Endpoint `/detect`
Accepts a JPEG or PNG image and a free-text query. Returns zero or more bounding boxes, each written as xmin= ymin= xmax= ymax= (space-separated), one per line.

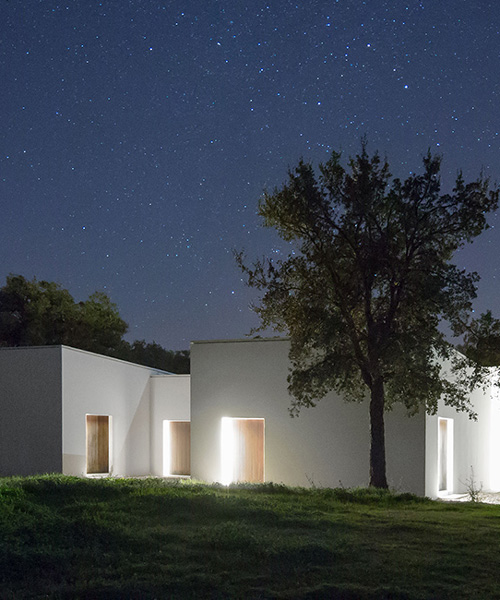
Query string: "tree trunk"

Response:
xmin=369 ymin=377 xmax=388 ymax=488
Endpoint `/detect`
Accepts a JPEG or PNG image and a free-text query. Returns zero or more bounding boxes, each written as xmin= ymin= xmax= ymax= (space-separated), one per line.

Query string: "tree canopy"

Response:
xmin=237 ymin=145 xmax=499 ymax=488
xmin=0 ymin=274 xmax=189 ymax=374
xmin=118 ymin=340 xmax=190 ymax=374
xmin=0 ymin=274 xmax=127 ymax=353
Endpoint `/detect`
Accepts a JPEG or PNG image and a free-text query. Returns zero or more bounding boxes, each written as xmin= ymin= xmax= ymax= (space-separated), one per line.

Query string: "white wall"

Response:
xmin=61 ymin=347 xmax=158 ymax=477
xmin=489 ymin=386 xmax=500 ymax=490
xmin=425 ymin=381 xmax=493 ymax=497
xmin=150 ymin=374 xmax=190 ymax=476
xmin=190 ymin=338 xmax=426 ymax=494
xmin=0 ymin=346 xmax=191 ymax=478
xmin=0 ymin=346 xmax=63 ymax=476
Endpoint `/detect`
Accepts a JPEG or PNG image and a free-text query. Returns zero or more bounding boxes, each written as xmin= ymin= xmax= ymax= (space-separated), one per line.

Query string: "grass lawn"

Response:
xmin=1 ymin=476 xmax=500 ymax=599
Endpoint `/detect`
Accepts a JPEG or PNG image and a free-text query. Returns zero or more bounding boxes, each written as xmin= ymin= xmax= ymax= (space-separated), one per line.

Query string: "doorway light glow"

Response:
xmin=490 ymin=386 xmax=500 ymax=490
xmin=221 ymin=417 xmax=234 ymax=485
xmin=163 ymin=420 xmax=171 ymax=477
xmin=438 ymin=417 xmax=454 ymax=495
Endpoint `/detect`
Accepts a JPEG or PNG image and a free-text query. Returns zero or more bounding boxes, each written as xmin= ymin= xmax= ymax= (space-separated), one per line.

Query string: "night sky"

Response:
xmin=1 ymin=1 xmax=499 ymax=350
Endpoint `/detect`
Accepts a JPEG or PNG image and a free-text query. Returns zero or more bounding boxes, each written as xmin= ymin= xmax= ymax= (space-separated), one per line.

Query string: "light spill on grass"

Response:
xmin=0 ymin=475 xmax=499 ymax=599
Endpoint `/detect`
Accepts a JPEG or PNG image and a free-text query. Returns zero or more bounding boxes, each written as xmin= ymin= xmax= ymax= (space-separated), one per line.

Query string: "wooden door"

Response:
xmin=86 ymin=415 xmax=109 ymax=474
xmin=169 ymin=421 xmax=191 ymax=475
xmin=233 ymin=419 xmax=264 ymax=483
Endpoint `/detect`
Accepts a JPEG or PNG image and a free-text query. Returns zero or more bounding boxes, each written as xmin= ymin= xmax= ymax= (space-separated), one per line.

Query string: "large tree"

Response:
xmin=237 ymin=145 xmax=499 ymax=488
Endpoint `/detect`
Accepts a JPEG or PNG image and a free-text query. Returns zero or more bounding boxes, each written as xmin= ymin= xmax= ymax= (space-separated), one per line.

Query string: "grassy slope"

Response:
xmin=0 ymin=476 xmax=499 ymax=599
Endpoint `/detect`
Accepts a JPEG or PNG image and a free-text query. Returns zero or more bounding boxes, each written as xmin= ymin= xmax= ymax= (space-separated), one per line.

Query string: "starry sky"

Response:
xmin=1 ymin=1 xmax=499 ymax=350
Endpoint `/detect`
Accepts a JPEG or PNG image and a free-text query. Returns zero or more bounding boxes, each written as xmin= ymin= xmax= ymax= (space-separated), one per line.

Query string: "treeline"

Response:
xmin=0 ymin=274 xmax=189 ymax=373
xmin=117 ymin=341 xmax=190 ymax=374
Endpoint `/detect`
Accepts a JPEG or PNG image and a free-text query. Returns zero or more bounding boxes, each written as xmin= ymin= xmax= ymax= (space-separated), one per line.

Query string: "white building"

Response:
xmin=1 ymin=340 xmax=498 ymax=497
xmin=0 ymin=345 xmax=190 ymax=479
xmin=190 ymin=338 xmax=498 ymax=497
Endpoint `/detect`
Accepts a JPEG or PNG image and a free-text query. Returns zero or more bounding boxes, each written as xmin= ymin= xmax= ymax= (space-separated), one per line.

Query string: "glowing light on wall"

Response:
xmin=163 ymin=419 xmax=171 ymax=477
xmin=220 ymin=417 xmax=235 ymax=486
xmin=490 ymin=384 xmax=500 ymax=490
xmin=220 ymin=417 xmax=265 ymax=485
xmin=438 ymin=417 xmax=454 ymax=495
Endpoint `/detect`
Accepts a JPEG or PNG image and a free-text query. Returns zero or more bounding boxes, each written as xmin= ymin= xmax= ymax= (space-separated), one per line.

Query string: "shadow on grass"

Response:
xmin=0 ymin=475 xmax=498 ymax=599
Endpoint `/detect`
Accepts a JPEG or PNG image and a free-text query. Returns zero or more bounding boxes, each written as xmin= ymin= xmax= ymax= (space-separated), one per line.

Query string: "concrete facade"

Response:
xmin=0 ymin=346 xmax=190 ymax=478
xmin=0 ymin=346 xmax=63 ymax=476
xmin=150 ymin=374 xmax=190 ymax=477
xmin=425 ymin=382 xmax=495 ymax=497
xmin=190 ymin=338 xmax=498 ymax=497
xmin=1 ymin=340 xmax=497 ymax=497
xmin=190 ymin=338 xmax=426 ymax=494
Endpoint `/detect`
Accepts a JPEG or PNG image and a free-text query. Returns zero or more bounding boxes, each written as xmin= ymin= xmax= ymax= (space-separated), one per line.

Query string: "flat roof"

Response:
xmin=0 ymin=344 xmax=172 ymax=375
xmin=191 ymin=336 xmax=288 ymax=346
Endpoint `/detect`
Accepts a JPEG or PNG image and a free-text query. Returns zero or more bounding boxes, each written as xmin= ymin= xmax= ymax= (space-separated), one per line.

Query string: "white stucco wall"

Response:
xmin=190 ymin=338 xmax=426 ymax=494
xmin=489 ymin=386 xmax=500 ymax=490
xmin=61 ymin=346 xmax=162 ymax=477
xmin=425 ymin=380 xmax=493 ymax=497
xmin=0 ymin=345 xmax=190 ymax=478
xmin=150 ymin=374 xmax=190 ymax=476
xmin=0 ymin=346 xmax=63 ymax=476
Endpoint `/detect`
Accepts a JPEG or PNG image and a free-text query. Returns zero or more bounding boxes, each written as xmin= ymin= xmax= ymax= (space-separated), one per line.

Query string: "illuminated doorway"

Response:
xmin=163 ymin=420 xmax=191 ymax=476
xmin=86 ymin=415 xmax=111 ymax=474
xmin=438 ymin=417 xmax=453 ymax=494
xmin=221 ymin=417 xmax=265 ymax=485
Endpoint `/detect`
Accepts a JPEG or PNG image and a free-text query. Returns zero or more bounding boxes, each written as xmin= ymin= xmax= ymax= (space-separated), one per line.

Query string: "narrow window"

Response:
xmin=221 ymin=417 xmax=265 ymax=485
xmin=163 ymin=420 xmax=190 ymax=476
xmin=438 ymin=417 xmax=453 ymax=494
xmin=86 ymin=415 xmax=111 ymax=474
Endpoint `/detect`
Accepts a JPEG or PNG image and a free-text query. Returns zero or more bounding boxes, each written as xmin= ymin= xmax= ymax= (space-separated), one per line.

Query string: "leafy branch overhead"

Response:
xmin=237 ymin=143 xmax=500 ymax=488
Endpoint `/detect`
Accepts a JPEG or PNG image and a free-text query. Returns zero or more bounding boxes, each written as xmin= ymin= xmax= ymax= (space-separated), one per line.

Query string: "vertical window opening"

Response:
xmin=438 ymin=417 xmax=453 ymax=494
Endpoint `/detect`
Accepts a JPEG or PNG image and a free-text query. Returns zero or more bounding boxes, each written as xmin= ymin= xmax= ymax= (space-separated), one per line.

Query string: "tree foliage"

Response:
xmin=0 ymin=274 xmax=127 ymax=352
xmin=237 ymin=144 xmax=499 ymax=488
xmin=459 ymin=310 xmax=500 ymax=368
xmin=118 ymin=340 xmax=190 ymax=374
xmin=0 ymin=274 xmax=189 ymax=373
